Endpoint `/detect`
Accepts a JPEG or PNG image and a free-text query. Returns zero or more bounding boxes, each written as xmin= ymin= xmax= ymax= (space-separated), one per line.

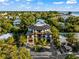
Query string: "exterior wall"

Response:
xmin=27 ymin=35 xmax=34 ymax=46
xmin=26 ymin=28 xmax=51 ymax=45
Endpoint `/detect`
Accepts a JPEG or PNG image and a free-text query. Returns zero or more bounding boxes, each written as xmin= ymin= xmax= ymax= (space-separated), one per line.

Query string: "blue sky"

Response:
xmin=0 ymin=0 xmax=79 ymax=11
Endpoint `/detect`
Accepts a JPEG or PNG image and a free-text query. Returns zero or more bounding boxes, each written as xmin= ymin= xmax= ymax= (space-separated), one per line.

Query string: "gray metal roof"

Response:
xmin=28 ymin=19 xmax=50 ymax=30
xmin=29 ymin=24 xmax=50 ymax=30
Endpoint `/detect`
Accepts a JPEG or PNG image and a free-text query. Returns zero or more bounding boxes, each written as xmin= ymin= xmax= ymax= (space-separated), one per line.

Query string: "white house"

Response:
xmin=26 ymin=19 xmax=51 ymax=45
xmin=59 ymin=35 xmax=67 ymax=43
xmin=13 ymin=16 xmax=21 ymax=26
xmin=0 ymin=33 xmax=13 ymax=40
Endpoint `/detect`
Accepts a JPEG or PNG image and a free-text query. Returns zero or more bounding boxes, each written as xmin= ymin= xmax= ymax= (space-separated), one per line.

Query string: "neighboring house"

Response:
xmin=8 ymin=16 xmax=13 ymax=20
xmin=60 ymin=14 xmax=71 ymax=21
xmin=26 ymin=19 xmax=52 ymax=45
xmin=58 ymin=22 xmax=65 ymax=29
xmin=0 ymin=33 xmax=13 ymax=40
xmin=60 ymin=33 xmax=79 ymax=42
xmin=13 ymin=16 xmax=21 ymax=26
xmin=74 ymin=33 xmax=79 ymax=41
xmin=1 ymin=12 xmax=7 ymax=16
xmin=59 ymin=35 xmax=67 ymax=44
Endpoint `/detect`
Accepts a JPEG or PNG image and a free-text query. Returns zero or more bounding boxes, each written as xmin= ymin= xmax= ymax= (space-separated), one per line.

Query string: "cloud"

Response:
xmin=0 ymin=0 xmax=6 ymax=2
xmin=0 ymin=0 xmax=10 ymax=6
xmin=2 ymin=2 xmax=9 ymax=5
xmin=34 ymin=6 xmax=40 ymax=10
xmin=66 ymin=0 xmax=77 ymax=4
xmin=0 ymin=0 xmax=8 ymax=2
xmin=53 ymin=1 xmax=64 ymax=4
xmin=66 ymin=6 xmax=73 ymax=9
xmin=19 ymin=4 xmax=31 ymax=9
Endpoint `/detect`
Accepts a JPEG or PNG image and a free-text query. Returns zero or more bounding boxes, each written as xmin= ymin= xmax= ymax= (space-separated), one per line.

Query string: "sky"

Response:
xmin=0 ymin=0 xmax=79 ymax=11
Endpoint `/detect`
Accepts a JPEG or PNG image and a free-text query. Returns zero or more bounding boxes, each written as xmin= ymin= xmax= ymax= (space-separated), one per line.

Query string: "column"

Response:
xmin=32 ymin=35 xmax=34 ymax=45
xmin=27 ymin=35 xmax=29 ymax=44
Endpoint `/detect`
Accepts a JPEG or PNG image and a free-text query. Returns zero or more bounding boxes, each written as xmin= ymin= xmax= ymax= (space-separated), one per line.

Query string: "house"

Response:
xmin=1 ymin=12 xmax=7 ymax=16
xmin=74 ymin=33 xmax=79 ymax=41
xmin=59 ymin=35 xmax=67 ymax=43
xmin=58 ymin=22 xmax=65 ymax=29
xmin=26 ymin=19 xmax=52 ymax=45
xmin=8 ymin=16 xmax=13 ymax=20
xmin=13 ymin=16 xmax=21 ymax=26
xmin=60 ymin=14 xmax=71 ymax=21
xmin=0 ymin=33 xmax=13 ymax=40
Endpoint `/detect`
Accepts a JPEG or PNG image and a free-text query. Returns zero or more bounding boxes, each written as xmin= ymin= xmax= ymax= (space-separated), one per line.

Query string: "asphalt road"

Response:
xmin=32 ymin=56 xmax=57 ymax=59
